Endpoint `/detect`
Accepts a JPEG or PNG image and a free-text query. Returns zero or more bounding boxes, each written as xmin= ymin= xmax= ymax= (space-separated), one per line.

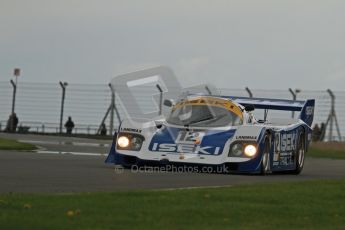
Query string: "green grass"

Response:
xmin=0 ymin=138 xmax=36 ymax=151
xmin=1 ymin=180 xmax=345 ymax=230
xmin=308 ymin=146 xmax=345 ymax=160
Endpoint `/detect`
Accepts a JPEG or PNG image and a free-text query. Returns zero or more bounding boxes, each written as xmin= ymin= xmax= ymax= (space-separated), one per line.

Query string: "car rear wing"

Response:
xmin=224 ymin=96 xmax=315 ymax=127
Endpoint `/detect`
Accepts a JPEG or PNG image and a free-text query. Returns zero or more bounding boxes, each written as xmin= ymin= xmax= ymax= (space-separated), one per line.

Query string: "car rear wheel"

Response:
xmin=261 ymin=137 xmax=271 ymax=175
xmin=292 ymin=132 xmax=305 ymax=174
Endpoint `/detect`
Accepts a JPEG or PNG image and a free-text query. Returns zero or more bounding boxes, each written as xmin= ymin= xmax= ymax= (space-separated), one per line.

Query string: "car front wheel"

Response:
xmin=261 ymin=136 xmax=271 ymax=175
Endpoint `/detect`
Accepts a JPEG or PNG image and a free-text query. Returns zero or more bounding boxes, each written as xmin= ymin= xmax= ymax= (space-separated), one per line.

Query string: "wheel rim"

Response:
xmin=263 ymin=153 xmax=269 ymax=171
xmin=263 ymin=141 xmax=270 ymax=172
xmin=298 ymin=136 xmax=305 ymax=167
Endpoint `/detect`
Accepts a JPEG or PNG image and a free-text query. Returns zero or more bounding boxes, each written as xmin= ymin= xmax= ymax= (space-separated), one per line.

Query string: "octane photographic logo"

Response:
xmin=110 ymin=66 xmax=222 ymax=144
xmin=113 ymin=165 xmax=230 ymax=174
xmin=114 ymin=165 xmax=125 ymax=174
xmin=110 ymin=66 xmax=182 ymax=121
xmin=110 ymin=66 xmax=218 ymax=121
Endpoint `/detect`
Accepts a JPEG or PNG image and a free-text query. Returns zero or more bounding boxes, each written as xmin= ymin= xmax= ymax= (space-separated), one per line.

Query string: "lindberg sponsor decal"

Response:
xmin=120 ymin=128 xmax=142 ymax=133
xmin=235 ymin=136 xmax=257 ymax=140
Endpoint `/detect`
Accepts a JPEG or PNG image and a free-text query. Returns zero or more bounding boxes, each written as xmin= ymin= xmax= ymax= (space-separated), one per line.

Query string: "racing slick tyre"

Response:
xmin=260 ymin=136 xmax=271 ymax=175
xmin=292 ymin=132 xmax=305 ymax=175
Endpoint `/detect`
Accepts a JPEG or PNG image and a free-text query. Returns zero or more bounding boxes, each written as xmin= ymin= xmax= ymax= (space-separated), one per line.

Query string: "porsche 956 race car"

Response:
xmin=106 ymin=95 xmax=315 ymax=174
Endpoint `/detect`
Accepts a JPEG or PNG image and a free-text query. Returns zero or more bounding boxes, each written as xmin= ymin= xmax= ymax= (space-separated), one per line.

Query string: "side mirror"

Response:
xmin=163 ymin=99 xmax=174 ymax=107
xmin=245 ymin=104 xmax=255 ymax=112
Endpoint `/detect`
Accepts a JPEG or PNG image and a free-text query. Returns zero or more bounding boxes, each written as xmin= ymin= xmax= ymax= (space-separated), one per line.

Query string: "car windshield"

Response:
xmin=166 ymin=99 xmax=243 ymax=127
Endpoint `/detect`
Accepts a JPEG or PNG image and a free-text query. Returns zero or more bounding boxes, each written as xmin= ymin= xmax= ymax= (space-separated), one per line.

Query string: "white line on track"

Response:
xmin=35 ymin=150 xmax=106 ymax=156
xmin=157 ymin=185 xmax=234 ymax=191
xmin=19 ymin=140 xmax=110 ymax=148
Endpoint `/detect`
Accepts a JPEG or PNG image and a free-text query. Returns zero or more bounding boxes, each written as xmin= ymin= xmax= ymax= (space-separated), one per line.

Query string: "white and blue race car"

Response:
xmin=106 ymin=95 xmax=315 ymax=174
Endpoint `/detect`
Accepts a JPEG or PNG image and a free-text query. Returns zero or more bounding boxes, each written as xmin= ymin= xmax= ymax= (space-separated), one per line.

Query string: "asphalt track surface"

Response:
xmin=1 ymin=133 xmax=345 ymax=193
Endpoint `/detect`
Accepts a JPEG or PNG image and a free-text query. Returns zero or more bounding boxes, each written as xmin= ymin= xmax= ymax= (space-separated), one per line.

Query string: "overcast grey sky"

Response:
xmin=1 ymin=0 xmax=345 ymax=90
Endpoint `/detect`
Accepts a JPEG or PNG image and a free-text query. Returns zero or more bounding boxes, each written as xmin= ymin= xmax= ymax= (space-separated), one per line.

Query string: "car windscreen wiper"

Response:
xmin=186 ymin=115 xmax=216 ymax=125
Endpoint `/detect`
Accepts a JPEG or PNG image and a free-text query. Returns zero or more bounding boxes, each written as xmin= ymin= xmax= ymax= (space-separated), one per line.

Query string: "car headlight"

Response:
xmin=117 ymin=133 xmax=145 ymax=151
xmin=229 ymin=142 xmax=257 ymax=158
xmin=230 ymin=143 xmax=243 ymax=157
xmin=131 ymin=136 xmax=143 ymax=151
xmin=117 ymin=136 xmax=130 ymax=148
xmin=244 ymin=144 xmax=257 ymax=157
